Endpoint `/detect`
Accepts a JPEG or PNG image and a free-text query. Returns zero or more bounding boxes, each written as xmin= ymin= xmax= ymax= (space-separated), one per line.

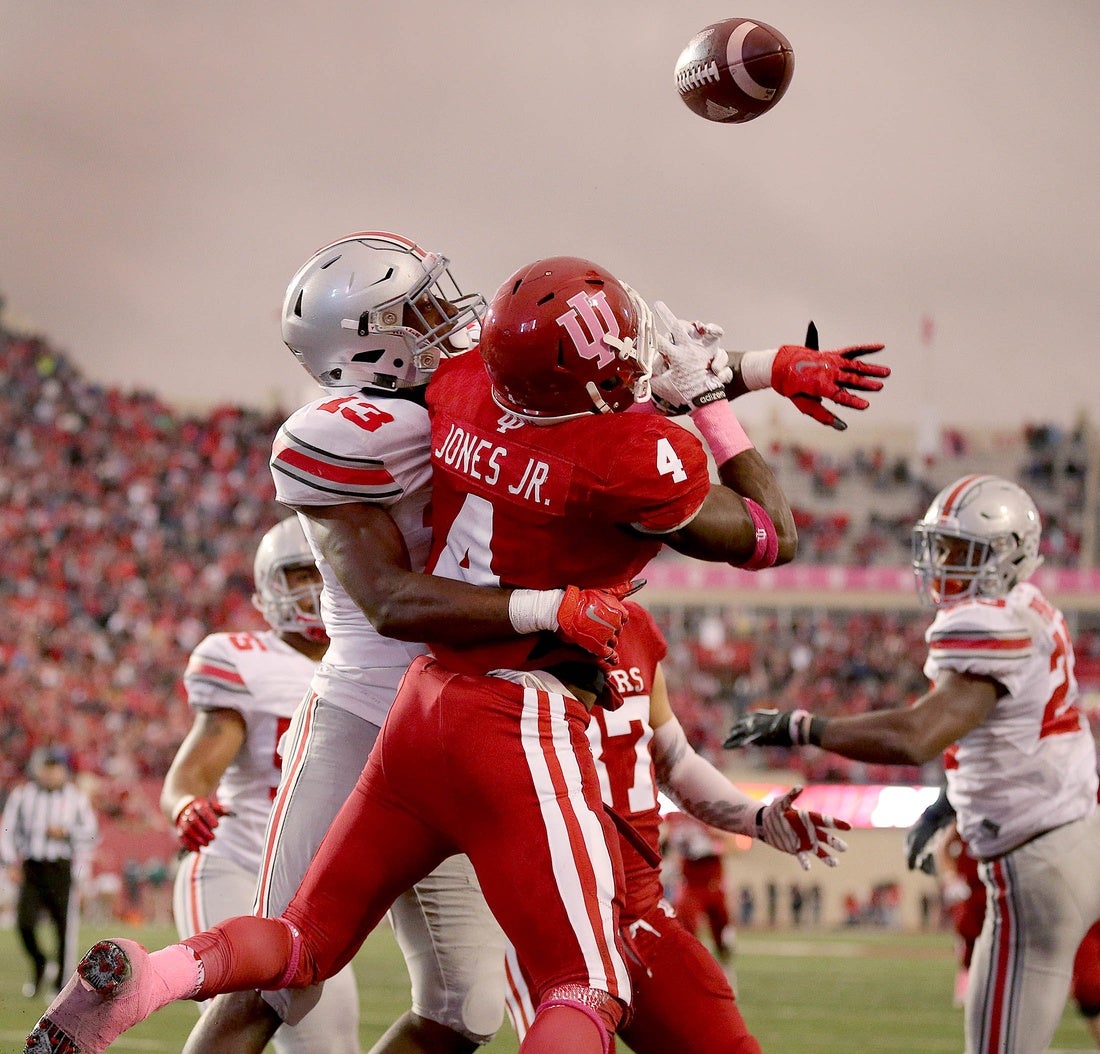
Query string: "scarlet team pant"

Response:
xmin=507 ymin=899 xmax=761 ymax=1054
xmin=1073 ymin=921 xmax=1100 ymax=1016
xmin=277 ymin=657 xmax=631 ymax=1008
xmin=675 ymin=856 xmax=731 ymax=954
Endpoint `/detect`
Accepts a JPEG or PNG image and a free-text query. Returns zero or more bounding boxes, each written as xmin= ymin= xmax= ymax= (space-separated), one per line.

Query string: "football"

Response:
xmin=674 ymin=18 xmax=795 ymax=124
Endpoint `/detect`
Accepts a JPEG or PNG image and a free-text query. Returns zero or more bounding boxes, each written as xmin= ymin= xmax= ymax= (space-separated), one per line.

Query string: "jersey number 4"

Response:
xmin=656 ymin=437 xmax=687 ymax=483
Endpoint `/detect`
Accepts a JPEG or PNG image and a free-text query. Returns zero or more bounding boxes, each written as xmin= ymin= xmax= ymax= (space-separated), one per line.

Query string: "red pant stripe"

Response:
xmin=180 ymin=851 xmax=206 ymax=935
xmin=254 ymin=692 xmax=317 ymax=914
xmin=979 ymin=857 xmax=1020 ymax=1053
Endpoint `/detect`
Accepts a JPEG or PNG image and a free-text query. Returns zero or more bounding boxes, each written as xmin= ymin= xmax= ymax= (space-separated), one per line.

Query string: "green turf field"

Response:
xmin=0 ymin=924 xmax=1093 ymax=1052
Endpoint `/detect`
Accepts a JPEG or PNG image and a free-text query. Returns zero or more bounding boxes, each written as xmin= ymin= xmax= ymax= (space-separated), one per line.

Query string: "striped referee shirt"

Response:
xmin=0 ymin=780 xmax=98 ymax=865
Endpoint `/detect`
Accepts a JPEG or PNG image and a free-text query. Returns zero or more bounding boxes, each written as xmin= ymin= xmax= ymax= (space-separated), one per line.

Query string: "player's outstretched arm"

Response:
xmin=295 ymin=501 xmax=628 ymax=661
xmin=648 ymin=666 xmax=849 ymax=869
xmin=726 ymin=321 xmax=889 ymax=432
xmin=648 ymin=302 xmax=797 ymax=569
xmin=723 ymin=670 xmax=1001 ymax=765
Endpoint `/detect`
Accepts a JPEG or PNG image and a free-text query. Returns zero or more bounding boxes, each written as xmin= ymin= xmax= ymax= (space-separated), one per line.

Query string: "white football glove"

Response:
xmin=758 ymin=786 xmax=851 ymax=871
xmin=941 ymin=877 xmax=972 ymax=908
xmin=649 ymin=301 xmax=733 ymax=416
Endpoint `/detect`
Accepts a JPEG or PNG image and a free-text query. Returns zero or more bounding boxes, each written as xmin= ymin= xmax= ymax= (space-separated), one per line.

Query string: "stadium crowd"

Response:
xmin=1 ymin=312 xmax=1096 ymax=869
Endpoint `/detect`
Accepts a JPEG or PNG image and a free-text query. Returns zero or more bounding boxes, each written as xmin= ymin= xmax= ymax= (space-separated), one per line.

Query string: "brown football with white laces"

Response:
xmin=674 ymin=17 xmax=795 ymax=124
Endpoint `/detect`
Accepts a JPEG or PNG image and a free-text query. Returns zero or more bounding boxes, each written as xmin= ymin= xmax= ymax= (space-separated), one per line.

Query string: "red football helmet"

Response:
xmin=479 ymin=256 xmax=656 ymax=421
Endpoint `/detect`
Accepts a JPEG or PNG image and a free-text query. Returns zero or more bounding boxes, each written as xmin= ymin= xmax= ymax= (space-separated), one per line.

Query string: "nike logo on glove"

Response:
xmin=585 ymin=605 xmax=615 ymax=631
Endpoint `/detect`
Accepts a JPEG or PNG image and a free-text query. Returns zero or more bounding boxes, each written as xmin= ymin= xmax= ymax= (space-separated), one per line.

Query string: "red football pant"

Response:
xmin=508 ymin=901 xmax=760 ymax=1053
xmin=1073 ymin=921 xmax=1100 ymax=1014
xmin=188 ymin=657 xmax=630 ymax=1051
xmin=621 ymin=904 xmax=760 ymax=1054
xmin=676 ymin=856 xmax=731 ymax=952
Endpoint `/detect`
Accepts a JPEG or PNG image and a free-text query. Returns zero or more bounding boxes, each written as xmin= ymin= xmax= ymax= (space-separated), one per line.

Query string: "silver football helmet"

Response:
xmin=912 ymin=474 xmax=1043 ymax=607
xmin=281 ymin=231 xmax=485 ymax=394
xmin=251 ymin=517 xmax=326 ymax=641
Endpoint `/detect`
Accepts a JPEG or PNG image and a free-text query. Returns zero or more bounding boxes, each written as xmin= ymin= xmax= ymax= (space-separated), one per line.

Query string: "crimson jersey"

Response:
xmin=424 ymin=353 xmax=710 ymax=675
xmin=586 ymin=603 xmax=668 ymax=923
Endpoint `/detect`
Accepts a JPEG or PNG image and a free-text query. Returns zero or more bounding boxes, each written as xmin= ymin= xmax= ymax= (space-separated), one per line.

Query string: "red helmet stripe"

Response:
xmin=311 ymin=230 xmax=427 ymax=259
xmin=939 ymin=474 xmax=993 ymax=519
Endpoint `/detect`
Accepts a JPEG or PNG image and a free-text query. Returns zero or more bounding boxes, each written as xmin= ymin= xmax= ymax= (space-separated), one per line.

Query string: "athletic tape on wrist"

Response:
xmin=741 ymin=498 xmax=780 ymax=570
xmin=789 ymin=709 xmax=813 ymax=745
xmin=789 ymin=709 xmax=825 ymax=747
xmin=509 ymin=588 xmax=566 ymax=634
xmin=689 ymin=399 xmax=754 ymax=465
xmin=739 ymin=349 xmax=778 ymax=392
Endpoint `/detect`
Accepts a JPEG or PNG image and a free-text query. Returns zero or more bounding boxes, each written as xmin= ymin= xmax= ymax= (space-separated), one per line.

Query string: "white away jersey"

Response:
xmin=270 ymin=392 xmax=431 ymax=724
xmin=183 ymin=629 xmax=315 ymax=873
xmin=925 ymin=582 xmax=1097 ymax=858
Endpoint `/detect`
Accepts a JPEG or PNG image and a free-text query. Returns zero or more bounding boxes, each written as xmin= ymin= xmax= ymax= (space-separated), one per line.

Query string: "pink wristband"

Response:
xmin=741 ymin=497 xmax=780 ymax=570
xmin=689 ymin=399 xmax=753 ymax=465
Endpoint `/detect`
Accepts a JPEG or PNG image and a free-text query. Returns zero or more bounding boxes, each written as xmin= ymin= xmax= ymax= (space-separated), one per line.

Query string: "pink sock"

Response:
xmin=148 ymin=944 xmax=203 ymax=1001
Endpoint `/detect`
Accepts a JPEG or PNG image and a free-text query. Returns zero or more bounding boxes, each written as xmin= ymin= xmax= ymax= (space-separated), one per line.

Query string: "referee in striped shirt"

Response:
xmin=0 ymin=747 xmax=98 ymax=997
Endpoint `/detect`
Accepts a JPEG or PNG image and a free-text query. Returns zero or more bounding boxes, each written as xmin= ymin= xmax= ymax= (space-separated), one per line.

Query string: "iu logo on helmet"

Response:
xmin=555 ymin=291 xmax=619 ymax=369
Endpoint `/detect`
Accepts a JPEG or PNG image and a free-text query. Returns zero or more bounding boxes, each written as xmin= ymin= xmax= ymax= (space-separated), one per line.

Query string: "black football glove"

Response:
xmin=904 ymin=787 xmax=956 ymax=874
xmin=724 ymin=708 xmax=817 ymax=749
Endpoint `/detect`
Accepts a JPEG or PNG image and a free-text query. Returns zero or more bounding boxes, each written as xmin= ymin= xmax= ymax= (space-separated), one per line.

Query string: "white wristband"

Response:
xmin=739 ymin=349 xmax=779 ymax=392
xmin=508 ymin=588 xmax=566 ymax=634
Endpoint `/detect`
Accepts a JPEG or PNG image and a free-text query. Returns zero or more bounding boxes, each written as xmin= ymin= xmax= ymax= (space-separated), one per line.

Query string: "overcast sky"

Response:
xmin=3 ymin=1 xmax=1097 ymax=438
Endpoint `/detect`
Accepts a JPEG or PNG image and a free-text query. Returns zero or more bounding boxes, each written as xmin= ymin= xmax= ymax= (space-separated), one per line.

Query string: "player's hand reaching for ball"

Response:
xmin=770 ymin=341 xmax=889 ymax=431
xmin=649 ymin=301 xmax=734 ymax=415
xmin=735 ymin=322 xmax=889 ymax=431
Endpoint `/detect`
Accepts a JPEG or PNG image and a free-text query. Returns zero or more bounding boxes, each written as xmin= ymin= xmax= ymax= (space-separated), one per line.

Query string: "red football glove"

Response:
xmin=758 ymin=786 xmax=852 ymax=871
xmin=771 ymin=339 xmax=889 ymax=431
xmin=555 ymin=580 xmax=643 ymax=663
xmin=174 ymin=796 xmax=231 ymax=852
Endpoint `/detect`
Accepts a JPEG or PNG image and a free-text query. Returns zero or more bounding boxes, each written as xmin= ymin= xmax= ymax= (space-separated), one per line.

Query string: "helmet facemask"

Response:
xmin=282 ymin=233 xmax=485 ymax=396
xmin=356 ymin=252 xmax=485 ymax=383
xmin=599 ymin=282 xmax=657 ymax=412
xmin=252 ymin=519 xmax=327 ymax=642
xmin=253 ymin=562 xmax=326 ymax=642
